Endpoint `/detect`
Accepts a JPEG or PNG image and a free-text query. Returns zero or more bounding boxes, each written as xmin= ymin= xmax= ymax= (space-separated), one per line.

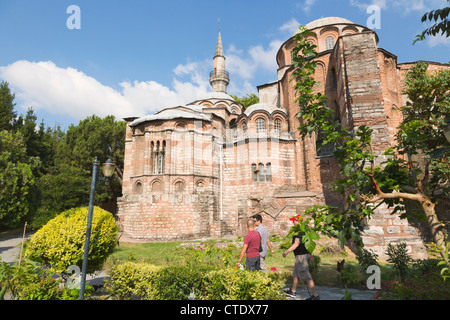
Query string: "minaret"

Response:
xmin=209 ymin=24 xmax=230 ymax=93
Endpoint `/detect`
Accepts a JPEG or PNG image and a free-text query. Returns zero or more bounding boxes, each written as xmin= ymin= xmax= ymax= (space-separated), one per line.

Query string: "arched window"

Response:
xmin=256 ymin=118 xmax=266 ymax=134
xmin=252 ymin=163 xmax=258 ymax=182
xmin=259 ymin=163 xmax=265 ymax=182
xmin=153 ymin=140 xmax=166 ymax=175
xmin=274 ymin=119 xmax=282 ymax=134
xmin=134 ymin=181 xmax=143 ymax=194
xmin=266 ymin=163 xmax=272 ymax=182
xmin=175 ymin=181 xmax=185 ymax=193
xmin=151 ymin=180 xmax=163 ymax=193
xmin=242 ymin=121 xmax=247 ymax=136
xmin=325 ymin=36 xmax=335 ymax=50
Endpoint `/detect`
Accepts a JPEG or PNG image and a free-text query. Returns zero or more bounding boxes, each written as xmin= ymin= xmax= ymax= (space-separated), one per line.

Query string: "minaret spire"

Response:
xmin=210 ymin=21 xmax=229 ymax=93
xmin=215 ymin=21 xmax=224 ymax=58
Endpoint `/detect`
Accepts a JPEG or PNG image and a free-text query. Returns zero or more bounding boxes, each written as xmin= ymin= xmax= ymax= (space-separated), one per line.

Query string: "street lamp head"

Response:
xmin=444 ymin=117 xmax=450 ymax=143
xmin=101 ymin=158 xmax=115 ymax=178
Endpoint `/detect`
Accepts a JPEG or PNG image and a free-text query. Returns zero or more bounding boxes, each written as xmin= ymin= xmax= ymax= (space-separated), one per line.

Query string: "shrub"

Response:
xmin=386 ymin=242 xmax=412 ymax=282
xmin=339 ymin=264 xmax=361 ymax=286
xmin=356 ymin=248 xmax=379 ymax=274
xmin=105 ymin=262 xmax=161 ymax=299
xmin=0 ymin=260 xmax=90 ymax=300
xmin=105 ymin=262 xmax=285 ymax=300
xmin=24 ymin=206 xmax=118 ymax=274
xmin=200 ymin=268 xmax=285 ymax=300
xmin=373 ymin=269 xmax=450 ymax=300
xmin=154 ymin=265 xmax=217 ymax=300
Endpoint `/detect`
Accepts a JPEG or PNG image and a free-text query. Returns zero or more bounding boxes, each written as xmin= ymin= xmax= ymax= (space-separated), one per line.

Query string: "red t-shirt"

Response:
xmin=244 ymin=230 xmax=261 ymax=258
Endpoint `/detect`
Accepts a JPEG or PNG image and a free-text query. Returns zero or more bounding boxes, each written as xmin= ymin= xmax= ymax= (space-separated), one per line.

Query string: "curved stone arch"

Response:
xmin=314 ymin=61 xmax=326 ymax=91
xmin=271 ymin=110 xmax=288 ymax=120
xmin=230 ymin=104 xmax=242 ymax=114
xmin=319 ymin=25 xmax=339 ymax=36
xmin=175 ymin=121 xmax=187 ymax=130
xmin=247 ymin=110 xmax=272 ymax=121
xmin=200 ymin=101 xmax=213 ymax=108
xmin=195 ymin=179 xmax=207 ymax=190
xmin=133 ymin=180 xmax=143 ymax=194
xmin=172 ymin=178 xmax=186 ymax=193
xmin=342 ymin=25 xmax=359 ymax=35
xmin=150 ymin=178 xmax=164 ymax=193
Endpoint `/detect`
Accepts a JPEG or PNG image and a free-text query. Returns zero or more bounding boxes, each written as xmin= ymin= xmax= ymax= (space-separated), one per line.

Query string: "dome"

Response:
xmin=244 ymin=103 xmax=287 ymax=117
xmin=191 ymin=91 xmax=236 ymax=103
xmin=129 ymin=107 xmax=212 ymax=127
xmin=300 ymin=17 xmax=354 ymax=33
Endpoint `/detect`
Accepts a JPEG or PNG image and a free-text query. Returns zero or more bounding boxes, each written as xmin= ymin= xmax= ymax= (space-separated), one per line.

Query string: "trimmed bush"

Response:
xmin=24 ymin=206 xmax=118 ymax=274
xmin=105 ymin=262 xmax=285 ymax=300
xmin=105 ymin=262 xmax=162 ymax=299
xmin=201 ymin=268 xmax=285 ymax=300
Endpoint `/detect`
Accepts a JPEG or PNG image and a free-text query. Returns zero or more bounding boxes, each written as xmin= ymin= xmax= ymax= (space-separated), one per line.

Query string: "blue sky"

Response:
xmin=0 ymin=0 xmax=448 ymax=130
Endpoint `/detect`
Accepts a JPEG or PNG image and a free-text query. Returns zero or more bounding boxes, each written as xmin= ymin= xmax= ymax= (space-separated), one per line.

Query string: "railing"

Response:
xmin=209 ymin=70 xmax=229 ymax=79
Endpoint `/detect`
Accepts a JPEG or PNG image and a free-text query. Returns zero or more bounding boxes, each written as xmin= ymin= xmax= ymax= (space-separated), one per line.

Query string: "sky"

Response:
xmin=0 ymin=0 xmax=448 ymax=130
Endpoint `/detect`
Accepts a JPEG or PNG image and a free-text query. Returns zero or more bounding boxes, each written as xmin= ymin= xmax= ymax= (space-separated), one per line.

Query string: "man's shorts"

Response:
xmin=293 ymin=254 xmax=312 ymax=281
xmin=246 ymin=256 xmax=261 ymax=271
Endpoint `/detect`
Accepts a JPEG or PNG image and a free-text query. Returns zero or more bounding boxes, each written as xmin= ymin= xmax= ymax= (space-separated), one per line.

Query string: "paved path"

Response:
xmin=1 ymin=233 xmax=376 ymax=300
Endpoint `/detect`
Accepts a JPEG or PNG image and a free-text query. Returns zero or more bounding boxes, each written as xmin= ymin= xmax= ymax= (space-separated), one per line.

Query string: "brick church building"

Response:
xmin=117 ymin=17 xmax=448 ymax=258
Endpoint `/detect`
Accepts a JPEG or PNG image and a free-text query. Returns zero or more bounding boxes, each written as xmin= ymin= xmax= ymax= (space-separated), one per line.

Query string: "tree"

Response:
xmin=0 ymin=81 xmax=17 ymax=131
xmin=230 ymin=93 xmax=259 ymax=110
xmin=14 ymin=108 xmax=56 ymax=176
xmin=291 ymin=26 xmax=450 ymax=266
xmin=414 ymin=0 xmax=450 ymax=43
xmin=0 ymin=130 xmax=39 ymax=229
xmin=33 ymin=115 xmax=126 ymax=227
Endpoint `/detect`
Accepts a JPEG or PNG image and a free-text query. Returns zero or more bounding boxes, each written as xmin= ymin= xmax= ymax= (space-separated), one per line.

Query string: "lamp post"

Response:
xmin=78 ymin=157 xmax=115 ymax=300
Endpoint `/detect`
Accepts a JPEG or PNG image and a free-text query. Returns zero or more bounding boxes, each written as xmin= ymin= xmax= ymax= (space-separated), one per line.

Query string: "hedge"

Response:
xmin=105 ymin=262 xmax=285 ymax=300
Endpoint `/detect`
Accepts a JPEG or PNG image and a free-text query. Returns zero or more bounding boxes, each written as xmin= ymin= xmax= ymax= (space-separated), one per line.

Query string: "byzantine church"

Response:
xmin=117 ymin=17 xmax=449 ymax=258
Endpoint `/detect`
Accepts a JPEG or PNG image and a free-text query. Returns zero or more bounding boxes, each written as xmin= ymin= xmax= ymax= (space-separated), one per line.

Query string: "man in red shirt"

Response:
xmin=237 ymin=219 xmax=261 ymax=271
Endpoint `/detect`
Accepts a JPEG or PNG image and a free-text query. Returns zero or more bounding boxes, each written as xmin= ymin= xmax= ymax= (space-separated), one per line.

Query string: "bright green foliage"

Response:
xmin=0 ymin=81 xmax=16 ymax=131
xmin=0 ymin=259 xmax=92 ymax=300
xmin=105 ymin=262 xmax=162 ymax=299
xmin=230 ymin=93 xmax=259 ymax=109
xmin=414 ymin=0 xmax=450 ymax=43
xmin=105 ymin=261 xmax=285 ymax=300
xmin=201 ymin=268 xmax=284 ymax=300
xmin=0 ymin=130 xmax=39 ymax=229
xmin=386 ymin=242 xmax=413 ymax=282
xmin=25 ymin=206 xmax=118 ymax=274
xmin=31 ymin=115 xmax=126 ymax=228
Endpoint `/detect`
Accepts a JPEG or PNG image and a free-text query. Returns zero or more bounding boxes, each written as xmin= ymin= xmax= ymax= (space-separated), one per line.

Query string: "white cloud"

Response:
xmin=428 ymin=33 xmax=450 ymax=47
xmin=0 ymin=60 xmax=210 ymax=122
xmin=303 ymin=0 xmax=318 ymax=13
xmin=350 ymin=0 xmax=446 ymax=13
xmin=279 ymin=18 xmax=301 ymax=35
xmin=0 ymin=60 xmax=134 ymax=119
xmin=0 ymin=18 xmax=296 ymax=123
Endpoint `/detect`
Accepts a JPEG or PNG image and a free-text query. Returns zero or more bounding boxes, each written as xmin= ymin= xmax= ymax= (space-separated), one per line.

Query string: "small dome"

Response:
xmin=129 ymin=108 xmax=211 ymax=127
xmin=300 ymin=17 xmax=354 ymax=32
xmin=244 ymin=103 xmax=286 ymax=117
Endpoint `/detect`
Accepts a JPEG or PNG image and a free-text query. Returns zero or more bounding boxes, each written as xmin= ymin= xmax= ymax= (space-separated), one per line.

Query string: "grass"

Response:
xmin=104 ymin=238 xmax=399 ymax=289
